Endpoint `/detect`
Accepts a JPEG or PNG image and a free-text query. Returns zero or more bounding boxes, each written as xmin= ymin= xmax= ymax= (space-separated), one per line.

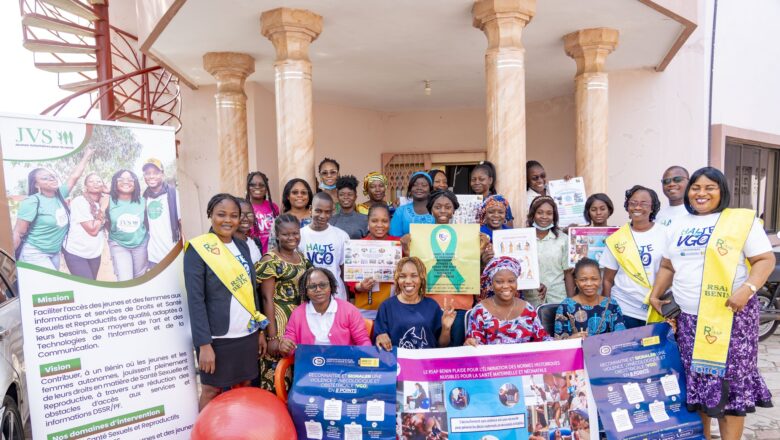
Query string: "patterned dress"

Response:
xmin=553 ymin=296 xmax=626 ymax=339
xmin=256 ymin=250 xmax=312 ymax=391
xmin=467 ymin=301 xmax=550 ymax=344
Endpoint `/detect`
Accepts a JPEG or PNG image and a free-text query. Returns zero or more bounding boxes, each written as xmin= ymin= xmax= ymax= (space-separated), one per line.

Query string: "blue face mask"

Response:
xmin=533 ymin=222 xmax=554 ymax=231
xmin=319 ymin=182 xmax=336 ymax=191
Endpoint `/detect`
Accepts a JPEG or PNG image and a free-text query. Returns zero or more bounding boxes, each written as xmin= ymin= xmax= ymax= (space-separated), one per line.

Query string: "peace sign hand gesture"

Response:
xmin=441 ymin=297 xmax=457 ymax=331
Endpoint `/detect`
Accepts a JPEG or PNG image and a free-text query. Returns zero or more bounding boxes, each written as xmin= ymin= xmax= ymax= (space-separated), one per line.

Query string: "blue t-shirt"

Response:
xmin=479 ymin=223 xmax=510 ymax=241
xmin=389 ymin=203 xmax=434 ymax=237
xmin=375 ymin=296 xmax=442 ymax=349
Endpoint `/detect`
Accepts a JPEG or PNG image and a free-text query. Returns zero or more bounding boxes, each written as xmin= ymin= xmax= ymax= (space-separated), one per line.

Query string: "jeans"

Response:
xmin=19 ymin=243 xmax=60 ymax=271
xmin=62 ymin=249 xmax=101 ymax=280
xmin=108 ymin=236 xmax=148 ymax=281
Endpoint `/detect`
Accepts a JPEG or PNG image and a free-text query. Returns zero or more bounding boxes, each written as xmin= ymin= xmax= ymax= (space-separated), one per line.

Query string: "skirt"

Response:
xmin=197 ymin=331 xmax=259 ymax=388
xmin=676 ymin=295 xmax=773 ymax=417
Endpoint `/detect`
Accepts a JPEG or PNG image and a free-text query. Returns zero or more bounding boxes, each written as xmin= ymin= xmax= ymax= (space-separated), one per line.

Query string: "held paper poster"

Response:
xmin=0 ymin=114 xmax=197 ymax=439
xmin=583 ymin=324 xmax=704 ymax=439
xmin=397 ymin=339 xmax=599 ymax=440
xmin=344 ymin=239 xmax=402 ymax=283
xmin=567 ymin=227 xmax=619 ymax=268
xmin=547 ymin=177 xmax=587 ymax=227
xmin=492 ymin=228 xmax=540 ymax=289
xmin=410 ymin=224 xmax=480 ymax=295
xmin=289 ymin=345 xmax=397 ymax=440
xmin=452 ymin=195 xmax=482 ymax=224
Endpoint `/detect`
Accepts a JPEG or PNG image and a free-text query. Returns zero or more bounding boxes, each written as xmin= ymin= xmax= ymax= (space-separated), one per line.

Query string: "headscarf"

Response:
xmin=409 ymin=171 xmax=433 ymax=186
xmin=362 ymin=172 xmax=388 ymax=196
xmin=480 ymin=256 xmax=523 ymax=300
xmin=477 ymin=194 xmax=510 ymax=224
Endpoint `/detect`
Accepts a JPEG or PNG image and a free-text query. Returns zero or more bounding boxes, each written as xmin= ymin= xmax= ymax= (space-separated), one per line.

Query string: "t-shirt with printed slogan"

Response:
xmin=108 ymin=198 xmax=147 ymax=248
xmin=663 ymin=213 xmax=772 ymax=315
xmin=213 ymin=241 xmax=255 ymax=339
xmin=375 ymin=296 xmax=443 ymax=349
xmin=146 ymin=189 xmax=181 ymax=263
xmin=16 ymin=184 xmax=70 ymax=254
xmin=299 ymin=224 xmax=349 ymax=300
xmin=655 ymin=204 xmax=687 ymax=228
xmin=600 ymin=223 xmax=667 ymax=320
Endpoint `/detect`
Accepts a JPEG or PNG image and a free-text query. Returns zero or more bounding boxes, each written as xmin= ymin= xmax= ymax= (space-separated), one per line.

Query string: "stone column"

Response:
xmin=564 ymin=28 xmax=618 ymax=196
xmin=261 ymin=8 xmax=323 ymax=187
xmin=203 ymin=52 xmax=255 ymax=195
xmin=473 ymin=0 xmax=535 ymax=217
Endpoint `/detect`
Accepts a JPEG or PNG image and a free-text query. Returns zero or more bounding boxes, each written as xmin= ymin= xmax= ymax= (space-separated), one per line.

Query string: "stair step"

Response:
xmin=35 ymin=62 xmax=97 ymax=73
xmin=38 ymin=0 xmax=98 ymax=21
xmin=22 ymin=13 xmax=95 ymax=38
xmin=59 ymin=78 xmax=97 ymax=91
xmin=117 ymin=114 xmax=148 ymax=123
xmin=23 ymin=39 xmax=96 ymax=54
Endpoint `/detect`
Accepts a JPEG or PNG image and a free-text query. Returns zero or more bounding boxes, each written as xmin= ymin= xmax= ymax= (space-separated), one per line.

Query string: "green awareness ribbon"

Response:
xmin=427 ymin=225 xmax=465 ymax=292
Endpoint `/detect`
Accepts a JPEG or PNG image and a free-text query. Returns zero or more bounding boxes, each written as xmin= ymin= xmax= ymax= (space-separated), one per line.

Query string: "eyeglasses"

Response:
xmin=627 ymin=201 xmax=651 ymax=208
xmin=239 ymin=212 xmax=255 ymax=219
xmin=306 ymin=282 xmax=330 ymax=292
xmin=661 ymin=176 xmax=687 ymax=185
xmin=530 ymin=174 xmax=547 ymax=181
xmin=320 ymin=170 xmax=338 ymax=176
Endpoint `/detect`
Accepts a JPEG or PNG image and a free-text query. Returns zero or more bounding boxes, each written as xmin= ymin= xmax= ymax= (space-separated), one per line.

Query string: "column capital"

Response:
xmin=261 ymin=7 xmax=323 ymax=62
xmin=472 ymin=0 xmax=535 ymax=49
xmin=203 ymin=52 xmax=255 ymax=79
xmin=563 ymin=28 xmax=619 ymax=76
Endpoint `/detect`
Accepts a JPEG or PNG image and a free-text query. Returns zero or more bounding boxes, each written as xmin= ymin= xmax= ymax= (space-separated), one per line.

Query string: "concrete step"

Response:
xmin=59 ymin=78 xmax=97 ymax=91
xmin=35 ymin=61 xmax=96 ymax=73
xmin=38 ymin=0 xmax=98 ymax=21
xmin=23 ymin=39 xmax=96 ymax=54
xmin=21 ymin=13 xmax=95 ymax=38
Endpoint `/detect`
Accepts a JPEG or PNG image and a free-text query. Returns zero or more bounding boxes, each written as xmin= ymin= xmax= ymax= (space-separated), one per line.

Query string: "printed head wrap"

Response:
xmin=480 ymin=256 xmax=523 ymax=300
xmin=362 ymin=172 xmax=388 ymax=196
xmin=477 ymin=194 xmax=510 ymax=225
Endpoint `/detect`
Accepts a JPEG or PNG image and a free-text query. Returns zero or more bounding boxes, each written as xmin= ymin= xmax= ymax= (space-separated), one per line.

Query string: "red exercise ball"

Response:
xmin=192 ymin=387 xmax=297 ymax=439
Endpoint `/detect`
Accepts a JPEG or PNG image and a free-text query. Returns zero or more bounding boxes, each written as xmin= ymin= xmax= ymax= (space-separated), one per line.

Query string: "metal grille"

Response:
xmin=383 ymin=153 xmax=429 ymax=203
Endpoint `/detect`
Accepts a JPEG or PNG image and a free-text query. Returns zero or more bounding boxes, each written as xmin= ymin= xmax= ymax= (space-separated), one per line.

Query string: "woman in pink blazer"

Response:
xmin=279 ymin=267 xmax=371 ymax=356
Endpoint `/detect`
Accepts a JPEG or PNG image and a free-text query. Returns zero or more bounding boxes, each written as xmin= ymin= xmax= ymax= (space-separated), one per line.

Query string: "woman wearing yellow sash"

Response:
xmin=649 ymin=167 xmax=775 ymax=440
xmin=601 ymin=185 xmax=665 ymax=328
xmin=184 ymin=194 xmax=268 ymax=410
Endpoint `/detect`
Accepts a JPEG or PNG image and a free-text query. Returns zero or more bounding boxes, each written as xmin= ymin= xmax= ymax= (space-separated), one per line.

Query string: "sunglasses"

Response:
xmin=530 ymin=174 xmax=547 ymax=181
xmin=661 ymin=176 xmax=687 ymax=185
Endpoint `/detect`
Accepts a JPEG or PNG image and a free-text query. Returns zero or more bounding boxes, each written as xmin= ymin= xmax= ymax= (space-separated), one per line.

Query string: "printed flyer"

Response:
xmin=547 ymin=177 xmax=587 ymax=227
xmin=583 ymin=323 xmax=704 ymax=440
xmin=288 ymin=345 xmax=397 ymax=440
xmin=492 ymin=228 xmax=540 ymax=290
xmin=397 ymin=340 xmax=599 ymax=440
xmin=344 ymin=240 xmax=403 ymax=283
xmin=567 ymin=227 xmax=619 ymax=268
xmin=0 ymin=114 xmax=198 ymax=439
xmin=452 ymin=195 xmax=482 ymax=224
xmin=410 ymin=224 xmax=480 ymax=295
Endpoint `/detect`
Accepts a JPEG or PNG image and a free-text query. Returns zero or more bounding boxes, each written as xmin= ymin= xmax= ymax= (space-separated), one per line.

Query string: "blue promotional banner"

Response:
xmin=289 ymin=345 xmax=397 ymax=440
xmin=583 ymin=324 xmax=705 ymax=440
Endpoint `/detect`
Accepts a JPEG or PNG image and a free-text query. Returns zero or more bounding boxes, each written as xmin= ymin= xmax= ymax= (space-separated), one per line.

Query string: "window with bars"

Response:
xmin=724 ymin=140 xmax=780 ymax=232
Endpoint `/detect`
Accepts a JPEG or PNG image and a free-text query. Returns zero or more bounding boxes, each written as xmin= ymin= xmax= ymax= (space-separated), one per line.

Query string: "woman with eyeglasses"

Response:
xmin=526 ymin=160 xmax=549 ymax=209
xmin=236 ymin=199 xmax=263 ymax=264
xmin=13 ymin=147 xmax=94 ymax=270
xmin=62 ymin=172 xmax=108 ymax=279
xmin=282 ymin=178 xmax=314 ymax=228
xmin=600 ymin=186 xmax=665 ymax=329
xmin=656 ymin=166 xmax=690 ymax=227
xmin=278 ymin=267 xmax=371 ymax=357
xmin=256 ymin=214 xmax=312 ymax=391
xmin=106 ymin=169 xmax=149 ymax=281
xmin=317 ymin=158 xmax=340 ymax=211
xmin=246 ymin=171 xmax=279 ymax=254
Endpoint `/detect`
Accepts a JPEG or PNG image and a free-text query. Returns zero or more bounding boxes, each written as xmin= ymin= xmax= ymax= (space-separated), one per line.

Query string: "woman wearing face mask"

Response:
xmin=13 ymin=146 xmax=94 ymax=270
xmin=554 ymin=258 xmax=625 ymax=339
xmin=245 ymin=171 xmax=279 ymax=254
xmin=526 ymin=196 xmax=574 ymax=306
xmin=63 ymin=172 xmax=108 ymax=279
xmin=317 ymin=158 xmax=340 ymax=210
xmin=375 ymin=257 xmax=456 ymax=350
xmin=282 ymin=178 xmax=314 ymax=228
xmin=465 ymin=257 xmax=550 ymax=346
xmin=106 ymin=169 xmax=149 ymax=281
xmin=346 ymin=204 xmax=401 ymax=319
xmin=477 ymin=195 xmax=511 ymax=265
xmin=389 ymin=171 xmax=435 ymax=237
xmin=601 ymin=186 xmax=664 ymax=329
xmin=470 ymin=161 xmax=514 ymax=227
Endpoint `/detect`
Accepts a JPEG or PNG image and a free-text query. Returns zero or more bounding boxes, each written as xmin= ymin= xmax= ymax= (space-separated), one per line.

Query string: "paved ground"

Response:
xmin=743 ymin=333 xmax=780 ymax=439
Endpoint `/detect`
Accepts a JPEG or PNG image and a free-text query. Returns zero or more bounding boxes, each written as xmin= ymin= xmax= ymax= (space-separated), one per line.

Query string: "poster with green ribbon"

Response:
xmin=410 ymin=224 xmax=480 ymax=295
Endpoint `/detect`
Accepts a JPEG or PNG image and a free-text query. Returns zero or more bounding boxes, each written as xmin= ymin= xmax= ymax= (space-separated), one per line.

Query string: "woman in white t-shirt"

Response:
xmin=63 ymin=173 xmax=108 ymax=280
xmin=600 ymin=185 xmax=665 ymax=329
xmin=648 ymin=167 xmax=775 ymax=440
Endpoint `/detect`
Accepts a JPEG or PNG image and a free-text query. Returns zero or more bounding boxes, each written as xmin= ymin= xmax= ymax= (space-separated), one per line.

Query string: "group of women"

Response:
xmin=12 ymin=149 xmax=180 ymax=281
xmin=185 ymin=158 xmax=775 ymax=440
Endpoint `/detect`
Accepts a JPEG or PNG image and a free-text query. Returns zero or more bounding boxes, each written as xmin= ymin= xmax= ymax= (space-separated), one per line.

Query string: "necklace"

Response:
xmin=492 ymin=297 xmax=517 ymax=322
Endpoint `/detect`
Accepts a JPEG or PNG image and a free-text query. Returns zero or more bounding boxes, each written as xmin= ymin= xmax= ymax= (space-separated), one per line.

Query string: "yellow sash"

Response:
xmin=692 ymin=208 xmax=754 ymax=377
xmin=605 ymin=223 xmax=664 ymax=323
xmin=187 ymin=233 xmax=268 ymax=332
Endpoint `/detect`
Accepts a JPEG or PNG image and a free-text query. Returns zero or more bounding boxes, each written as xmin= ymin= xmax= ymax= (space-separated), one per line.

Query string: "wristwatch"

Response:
xmin=744 ymin=282 xmax=758 ymax=295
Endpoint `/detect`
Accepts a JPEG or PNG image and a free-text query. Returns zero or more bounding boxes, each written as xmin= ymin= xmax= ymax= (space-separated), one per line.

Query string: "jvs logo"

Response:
xmin=15 ymin=127 xmax=74 ymax=146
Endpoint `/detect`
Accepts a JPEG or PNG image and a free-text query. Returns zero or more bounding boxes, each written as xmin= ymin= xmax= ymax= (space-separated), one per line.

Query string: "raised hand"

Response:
xmin=441 ymin=297 xmax=457 ymax=330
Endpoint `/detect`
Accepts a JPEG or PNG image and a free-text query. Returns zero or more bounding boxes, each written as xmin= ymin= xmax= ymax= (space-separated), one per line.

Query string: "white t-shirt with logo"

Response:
xmin=213 ymin=241 xmax=254 ymax=339
xmin=299 ymin=225 xmax=349 ymax=300
xmin=663 ymin=213 xmax=772 ymax=315
xmin=64 ymin=195 xmax=105 ymax=259
xmin=146 ymin=190 xmax=181 ymax=264
xmin=655 ymin=204 xmax=687 ymax=228
xmin=600 ymin=223 xmax=667 ymax=320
